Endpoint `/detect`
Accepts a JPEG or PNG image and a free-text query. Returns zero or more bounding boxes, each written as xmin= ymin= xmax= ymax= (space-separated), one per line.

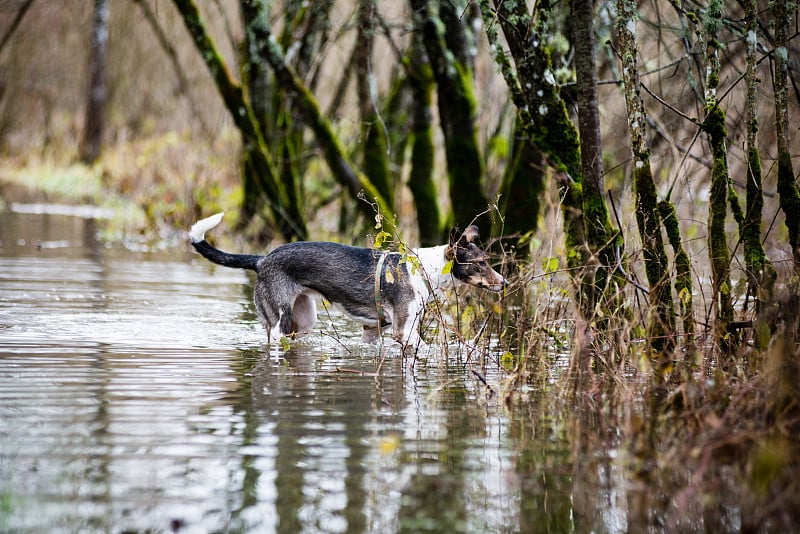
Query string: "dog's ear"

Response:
xmin=461 ymin=225 xmax=479 ymax=244
xmin=449 ymin=225 xmax=480 ymax=248
xmin=449 ymin=227 xmax=462 ymax=248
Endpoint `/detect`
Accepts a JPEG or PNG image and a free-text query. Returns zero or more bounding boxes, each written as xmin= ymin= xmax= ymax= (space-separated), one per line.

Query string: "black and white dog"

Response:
xmin=189 ymin=213 xmax=506 ymax=349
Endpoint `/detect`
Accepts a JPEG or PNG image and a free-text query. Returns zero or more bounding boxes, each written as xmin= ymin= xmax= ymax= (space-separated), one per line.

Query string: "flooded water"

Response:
xmin=0 ymin=206 xmax=763 ymax=533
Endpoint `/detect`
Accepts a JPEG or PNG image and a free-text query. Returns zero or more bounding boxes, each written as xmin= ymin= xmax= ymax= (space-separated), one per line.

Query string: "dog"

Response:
xmin=189 ymin=213 xmax=507 ymax=350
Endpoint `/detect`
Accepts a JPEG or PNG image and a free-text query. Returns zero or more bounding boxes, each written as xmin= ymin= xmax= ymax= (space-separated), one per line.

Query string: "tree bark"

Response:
xmin=499 ymin=118 xmax=545 ymax=258
xmin=741 ymin=0 xmax=775 ymax=349
xmin=240 ymin=0 xmax=306 ymax=240
xmin=479 ymin=0 xmax=586 ymax=283
xmin=0 ymin=0 xmax=35 ymax=55
xmin=356 ymin=0 xmax=393 ymax=214
xmin=80 ymin=0 xmax=109 ymax=164
xmin=572 ymin=0 xmax=622 ymax=326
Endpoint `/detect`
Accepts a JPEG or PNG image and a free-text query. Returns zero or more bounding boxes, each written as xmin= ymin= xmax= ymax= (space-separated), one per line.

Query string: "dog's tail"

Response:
xmin=189 ymin=212 xmax=261 ymax=271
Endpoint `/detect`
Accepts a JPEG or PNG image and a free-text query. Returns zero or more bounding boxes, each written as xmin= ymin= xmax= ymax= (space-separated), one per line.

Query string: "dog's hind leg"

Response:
xmin=291 ymin=294 xmax=317 ymax=334
xmin=254 ymin=281 xmax=289 ymax=342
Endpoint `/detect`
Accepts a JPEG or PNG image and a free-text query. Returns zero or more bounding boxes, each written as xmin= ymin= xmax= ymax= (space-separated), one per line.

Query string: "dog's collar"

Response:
xmin=374 ymin=252 xmax=388 ymax=321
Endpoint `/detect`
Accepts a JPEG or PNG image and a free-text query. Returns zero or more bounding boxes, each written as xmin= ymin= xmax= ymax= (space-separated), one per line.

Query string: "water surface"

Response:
xmin=1 ymin=208 xmax=570 ymax=533
xmin=2 ymin=206 xmax=749 ymax=533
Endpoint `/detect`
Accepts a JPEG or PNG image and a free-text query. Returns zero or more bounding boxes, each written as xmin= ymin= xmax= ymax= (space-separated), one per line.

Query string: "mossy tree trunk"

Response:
xmin=499 ymin=118 xmax=545 ymax=258
xmin=701 ymin=0 xmax=735 ymax=356
xmin=658 ymin=201 xmax=694 ymax=354
xmin=411 ymin=0 xmax=488 ymax=229
xmin=173 ymin=0 xmax=303 ymax=242
xmin=482 ymin=0 xmax=633 ymax=329
xmin=479 ymin=0 xmax=586 ymax=277
xmin=616 ymin=0 xmax=676 ymax=356
xmin=743 ymin=0 xmax=775 ymax=331
xmin=356 ymin=0 xmax=394 ymax=215
xmin=245 ymin=1 xmax=395 ymax=235
xmin=406 ymin=32 xmax=442 ymax=246
xmin=240 ymin=0 xmax=307 ymax=241
xmin=772 ymin=0 xmax=800 ymax=269
xmin=571 ymin=0 xmax=625 ymax=328
xmin=80 ymin=0 xmax=109 ymax=165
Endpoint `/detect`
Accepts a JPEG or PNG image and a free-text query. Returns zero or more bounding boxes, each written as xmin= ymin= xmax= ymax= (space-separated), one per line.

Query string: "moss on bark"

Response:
xmin=407 ymin=39 xmax=442 ymax=245
xmin=412 ymin=0 xmax=488 ymax=228
xmin=499 ymin=118 xmax=545 ymax=257
xmin=243 ymin=4 xmax=396 ymax=234
xmin=634 ymin=161 xmax=675 ymax=353
xmin=703 ymin=101 xmax=734 ymax=353
xmin=658 ymin=200 xmax=694 ymax=345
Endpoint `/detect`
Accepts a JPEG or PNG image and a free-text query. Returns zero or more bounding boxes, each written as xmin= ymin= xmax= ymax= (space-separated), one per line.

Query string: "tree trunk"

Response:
xmin=411 ymin=0 xmax=488 ymax=228
xmin=479 ymin=0 xmax=586 ymax=285
xmin=356 ymin=0 xmax=393 ymax=214
xmin=0 ymin=0 xmax=35 ymax=56
xmin=701 ymin=0 xmax=734 ymax=356
xmin=407 ymin=33 xmax=442 ymax=245
xmin=658 ymin=201 xmax=694 ymax=353
xmin=239 ymin=0 xmax=395 ymax=234
xmin=240 ymin=0 xmax=306 ymax=240
xmin=499 ymin=118 xmax=545 ymax=258
xmin=772 ymin=0 xmax=800 ymax=269
xmin=616 ymin=0 xmax=676 ymax=356
xmin=80 ymin=0 xmax=109 ymax=164
xmin=572 ymin=0 xmax=623 ymax=328
xmin=742 ymin=0 xmax=775 ymax=347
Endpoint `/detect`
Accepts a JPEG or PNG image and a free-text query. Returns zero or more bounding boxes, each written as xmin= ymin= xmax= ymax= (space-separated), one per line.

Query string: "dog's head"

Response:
xmin=445 ymin=226 xmax=508 ymax=292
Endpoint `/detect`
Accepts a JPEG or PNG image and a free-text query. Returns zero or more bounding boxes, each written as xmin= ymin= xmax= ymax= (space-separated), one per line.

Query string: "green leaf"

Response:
xmin=542 ymin=256 xmax=559 ymax=274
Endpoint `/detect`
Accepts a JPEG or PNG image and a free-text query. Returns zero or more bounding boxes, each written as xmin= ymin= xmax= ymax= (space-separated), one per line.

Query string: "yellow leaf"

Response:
xmin=678 ymin=287 xmax=691 ymax=306
xmin=385 ymin=269 xmax=395 ymax=284
xmin=379 ymin=435 xmax=400 ymax=455
xmin=442 ymin=259 xmax=454 ymax=275
xmin=374 ymin=231 xmax=391 ymax=248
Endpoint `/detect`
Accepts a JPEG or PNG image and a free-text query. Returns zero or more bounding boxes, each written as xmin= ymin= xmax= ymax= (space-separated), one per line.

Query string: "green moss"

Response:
xmin=659 ymin=200 xmax=694 ymax=339
xmin=704 ymin=98 xmax=734 ymax=353
xmin=362 ymin=120 xmax=393 ymax=213
xmin=777 ymin=148 xmax=800 ymax=263
xmin=702 ymin=102 xmax=727 ymax=141
xmin=634 ymin=161 xmax=675 ymax=352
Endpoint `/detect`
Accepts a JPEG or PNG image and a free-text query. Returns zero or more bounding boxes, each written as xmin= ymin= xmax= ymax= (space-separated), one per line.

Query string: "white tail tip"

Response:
xmin=189 ymin=212 xmax=224 ymax=242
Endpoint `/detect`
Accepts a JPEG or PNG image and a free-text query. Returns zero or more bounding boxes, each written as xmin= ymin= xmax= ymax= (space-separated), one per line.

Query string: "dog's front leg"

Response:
xmin=361 ymin=325 xmax=382 ymax=344
xmin=392 ymin=302 xmax=427 ymax=352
